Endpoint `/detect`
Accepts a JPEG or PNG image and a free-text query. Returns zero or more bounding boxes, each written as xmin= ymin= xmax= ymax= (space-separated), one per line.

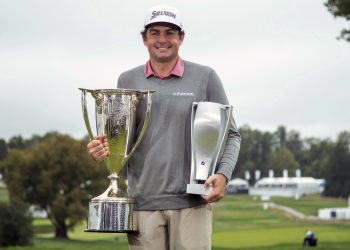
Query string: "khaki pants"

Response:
xmin=128 ymin=204 xmax=213 ymax=250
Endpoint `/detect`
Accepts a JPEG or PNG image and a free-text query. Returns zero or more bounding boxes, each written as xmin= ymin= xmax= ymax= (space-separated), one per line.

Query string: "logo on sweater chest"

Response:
xmin=172 ymin=92 xmax=194 ymax=97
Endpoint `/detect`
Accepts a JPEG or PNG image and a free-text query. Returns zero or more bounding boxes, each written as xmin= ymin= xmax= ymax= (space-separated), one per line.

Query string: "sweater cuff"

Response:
xmin=216 ymin=163 xmax=233 ymax=182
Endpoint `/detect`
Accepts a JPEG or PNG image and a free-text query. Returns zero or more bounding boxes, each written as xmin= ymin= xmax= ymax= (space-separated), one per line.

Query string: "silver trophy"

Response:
xmin=186 ymin=102 xmax=232 ymax=195
xmin=79 ymin=88 xmax=153 ymax=233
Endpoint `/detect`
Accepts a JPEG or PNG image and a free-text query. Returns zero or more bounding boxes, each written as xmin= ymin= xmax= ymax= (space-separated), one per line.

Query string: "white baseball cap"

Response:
xmin=144 ymin=5 xmax=183 ymax=31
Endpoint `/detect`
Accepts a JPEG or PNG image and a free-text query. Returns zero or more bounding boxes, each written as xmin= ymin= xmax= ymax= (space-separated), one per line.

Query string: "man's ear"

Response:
xmin=141 ymin=31 xmax=148 ymax=46
xmin=179 ymin=33 xmax=185 ymax=45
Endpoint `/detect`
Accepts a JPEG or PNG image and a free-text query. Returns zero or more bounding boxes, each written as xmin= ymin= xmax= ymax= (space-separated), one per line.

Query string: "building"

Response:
xmin=29 ymin=205 xmax=48 ymax=219
xmin=318 ymin=197 xmax=350 ymax=220
xmin=226 ymin=178 xmax=249 ymax=194
xmin=249 ymin=176 xmax=325 ymax=198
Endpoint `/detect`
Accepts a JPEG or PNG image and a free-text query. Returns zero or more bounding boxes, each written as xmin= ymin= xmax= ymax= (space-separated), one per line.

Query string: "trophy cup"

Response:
xmin=186 ymin=102 xmax=232 ymax=195
xmin=79 ymin=88 xmax=153 ymax=232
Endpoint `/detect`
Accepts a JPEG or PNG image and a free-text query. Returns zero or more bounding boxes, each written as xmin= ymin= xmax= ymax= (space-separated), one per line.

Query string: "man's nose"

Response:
xmin=158 ymin=32 xmax=167 ymax=42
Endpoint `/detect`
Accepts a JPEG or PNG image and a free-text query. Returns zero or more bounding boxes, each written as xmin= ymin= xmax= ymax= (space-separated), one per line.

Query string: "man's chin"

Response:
xmin=154 ymin=55 xmax=175 ymax=63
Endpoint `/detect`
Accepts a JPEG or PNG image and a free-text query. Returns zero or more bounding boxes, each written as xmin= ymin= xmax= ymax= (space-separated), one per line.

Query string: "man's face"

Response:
xmin=143 ymin=25 xmax=184 ymax=63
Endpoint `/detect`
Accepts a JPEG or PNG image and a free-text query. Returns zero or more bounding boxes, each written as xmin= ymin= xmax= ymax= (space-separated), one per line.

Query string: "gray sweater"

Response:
xmin=117 ymin=60 xmax=241 ymax=210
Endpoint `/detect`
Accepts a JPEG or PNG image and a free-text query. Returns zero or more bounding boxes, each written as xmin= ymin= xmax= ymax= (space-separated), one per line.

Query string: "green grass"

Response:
xmin=0 ymin=185 xmax=9 ymax=203
xmin=1 ymin=191 xmax=350 ymax=250
xmin=212 ymin=195 xmax=350 ymax=250
xmin=8 ymin=219 xmax=130 ymax=250
xmin=214 ymin=195 xmax=291 ymax=231
xmin=270 ymin=195 xmax=348 ymax=215
xmin=3 ymin=237 xmax=129 ymax=250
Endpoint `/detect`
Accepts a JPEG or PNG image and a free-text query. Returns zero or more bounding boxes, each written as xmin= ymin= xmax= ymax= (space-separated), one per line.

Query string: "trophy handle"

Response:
xmin=80 ymin=88 xmax=94 ymax=140
xmin=123 ymin=91 xmax=152 ymax=163
xmin=209 ymin=105 xmax=232 ymax=176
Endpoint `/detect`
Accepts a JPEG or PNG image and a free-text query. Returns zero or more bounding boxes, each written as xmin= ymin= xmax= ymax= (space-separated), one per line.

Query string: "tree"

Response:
xmin=286 ymin=130 xmax=303 ymax=164
xmin=0 ymin=139 xmax=7 ymax=178
xmin=2 ymin=134 xmax=108 ymax=238
xmin=235 ymin=125 xmax=273 ymax=183
xmin=7 ymin=135 xmax=27 ymax=149
xmin=267 ymin=148 xmax=299 ymax=177
xmin=0 ymin=139 xmax=7 ymax=161
xmin=272 ymin=125 xmax=287 ymax=150
xmin=300 ymin=137 xmax=332 ymax=178
xmin=325 ymin=0 xmax=350 ymax=41
xmin=323 ymin=131 xmax=350 ymax=198
xmin=0 ymin=199 xmax=33 ymax=247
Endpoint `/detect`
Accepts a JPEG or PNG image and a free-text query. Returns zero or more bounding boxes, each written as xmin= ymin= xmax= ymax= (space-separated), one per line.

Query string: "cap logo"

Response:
xmin=150 ymin=10 xmax=176 ymax=20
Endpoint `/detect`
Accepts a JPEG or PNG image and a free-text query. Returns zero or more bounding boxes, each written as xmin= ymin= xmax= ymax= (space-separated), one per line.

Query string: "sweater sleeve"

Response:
xmin=117 ymin=73 xmax=125 ymax=88
xmin=206 ymin=69 xmax=241 ymax=182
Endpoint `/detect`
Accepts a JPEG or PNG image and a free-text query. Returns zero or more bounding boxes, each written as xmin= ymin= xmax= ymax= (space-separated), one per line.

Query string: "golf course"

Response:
xmin=1 ymin=184 xmax=349 ymax=250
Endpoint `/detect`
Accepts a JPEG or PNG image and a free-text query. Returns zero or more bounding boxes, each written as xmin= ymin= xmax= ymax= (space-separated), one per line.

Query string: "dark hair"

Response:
xmin=141 ymin=23 xmax=185 ymax=40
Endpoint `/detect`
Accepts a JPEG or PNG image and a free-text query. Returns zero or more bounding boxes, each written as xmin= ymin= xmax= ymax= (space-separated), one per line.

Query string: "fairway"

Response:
xmin=213 ymin=195 xmax=350 ymax=250
xmin=1 ymin=190 xmax=350 ymax=249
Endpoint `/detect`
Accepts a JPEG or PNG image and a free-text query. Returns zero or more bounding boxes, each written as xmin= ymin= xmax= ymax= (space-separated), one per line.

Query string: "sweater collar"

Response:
xmin=144 ymin=57 xmax=184 ymax=79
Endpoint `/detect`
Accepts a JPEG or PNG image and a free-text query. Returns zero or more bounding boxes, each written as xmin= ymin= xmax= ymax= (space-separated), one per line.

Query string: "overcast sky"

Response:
xmin=0 ymin=0 xmax=349 ymax=141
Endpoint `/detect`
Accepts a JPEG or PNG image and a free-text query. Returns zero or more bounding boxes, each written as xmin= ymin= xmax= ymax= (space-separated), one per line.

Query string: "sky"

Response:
xmin=0 ymin=0 xmax=349 ymax=141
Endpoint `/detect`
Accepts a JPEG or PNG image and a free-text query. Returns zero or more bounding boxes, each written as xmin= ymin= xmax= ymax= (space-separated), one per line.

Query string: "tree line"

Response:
xmin=0 ymin=126 xmax=349 ymax=238
xmin=235 ymin=125 xmax=350 ymax=198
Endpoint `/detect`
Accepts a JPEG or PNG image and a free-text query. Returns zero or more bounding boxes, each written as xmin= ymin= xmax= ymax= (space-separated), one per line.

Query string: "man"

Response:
xmin=87 ymin=5 xmax=241 ymax=250
xmin=303 ymin=229 xmax=317 ymax=247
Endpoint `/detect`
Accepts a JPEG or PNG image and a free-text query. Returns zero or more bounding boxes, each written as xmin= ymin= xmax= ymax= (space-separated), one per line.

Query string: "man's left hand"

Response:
xmin=201 ymin=173 xmax=227 ymax=203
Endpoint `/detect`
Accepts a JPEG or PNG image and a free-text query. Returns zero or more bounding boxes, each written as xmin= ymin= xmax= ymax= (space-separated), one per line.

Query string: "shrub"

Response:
xmin=0 ymin=199 xmax=33 ymax=247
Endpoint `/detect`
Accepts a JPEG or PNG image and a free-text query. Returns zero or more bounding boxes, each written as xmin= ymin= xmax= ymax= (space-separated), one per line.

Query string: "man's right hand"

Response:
xmin=87 ymin=135 xmax=110 ymax=162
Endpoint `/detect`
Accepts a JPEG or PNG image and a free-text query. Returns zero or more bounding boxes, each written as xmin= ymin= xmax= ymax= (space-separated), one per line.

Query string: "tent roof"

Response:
xmin=255 ymin=177 xmax=323 ymax=185
xmin=228 ymin=178 xmax=249 ymax=185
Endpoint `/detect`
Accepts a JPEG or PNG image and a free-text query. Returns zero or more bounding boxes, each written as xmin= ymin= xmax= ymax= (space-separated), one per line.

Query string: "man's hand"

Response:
xmin=201 ymin=173 xmax=227 ymax=203
xmin=87 ymin=135 xmax=110 ymax=162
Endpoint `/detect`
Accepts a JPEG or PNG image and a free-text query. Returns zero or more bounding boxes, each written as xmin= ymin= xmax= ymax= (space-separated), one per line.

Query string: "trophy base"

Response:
xmin=186 ymin=183 xmax=213 ymax=195
xmin=86 ymin=198 xmax=137 ymax=233
xmin=84 ymin=229 xmax=137 ymax=233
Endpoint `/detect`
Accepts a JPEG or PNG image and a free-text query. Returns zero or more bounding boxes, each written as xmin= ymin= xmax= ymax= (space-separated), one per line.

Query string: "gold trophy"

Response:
xmin=79 ymin=88 xmax=153 ymax=232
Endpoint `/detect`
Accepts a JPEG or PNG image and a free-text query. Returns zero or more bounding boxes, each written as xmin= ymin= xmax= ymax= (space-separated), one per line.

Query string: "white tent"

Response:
xmin=249 ymin=177 xmax=325 ymax=198
xmin=226 ymin=178 xmax=249 ymax=194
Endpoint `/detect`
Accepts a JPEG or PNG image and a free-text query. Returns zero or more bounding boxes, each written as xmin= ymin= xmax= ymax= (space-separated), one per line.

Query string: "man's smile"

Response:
xmin=155 ymin=45 xmax=171 ymax=50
